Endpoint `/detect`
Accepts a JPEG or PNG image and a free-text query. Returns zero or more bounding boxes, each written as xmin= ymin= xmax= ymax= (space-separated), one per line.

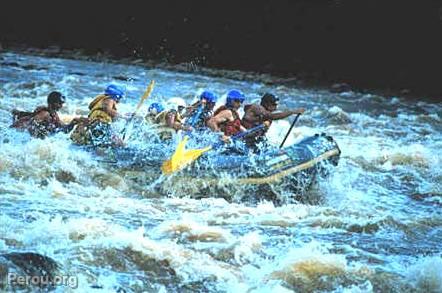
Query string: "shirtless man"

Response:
xmin=241 ymin=93 xmax=305 ymax=149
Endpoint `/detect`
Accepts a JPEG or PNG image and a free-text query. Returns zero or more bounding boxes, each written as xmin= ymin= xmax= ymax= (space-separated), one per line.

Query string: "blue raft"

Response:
xmin=102 ymin=133 xmax=341 ymax=203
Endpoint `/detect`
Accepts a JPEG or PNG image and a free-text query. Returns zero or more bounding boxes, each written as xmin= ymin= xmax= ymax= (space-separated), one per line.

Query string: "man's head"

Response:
xmin=226 ymin=90 xmax=245 ymax=110
xmin=47 ymin=91 xmax=66 ymax=110
xmin=260 ymin=93 xmax=279 ymax=111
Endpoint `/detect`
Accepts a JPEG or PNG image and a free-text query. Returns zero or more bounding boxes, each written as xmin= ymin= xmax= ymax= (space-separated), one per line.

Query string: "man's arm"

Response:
xmin=102 ymin=99 xmax=118 ymax=119
xmin=59 ymin=117 xmax=82 ymax=133
xmin=266 ymin=108 xmax=305 ymax=120
xmin=181 ymin=106 xmax=195 ymax=118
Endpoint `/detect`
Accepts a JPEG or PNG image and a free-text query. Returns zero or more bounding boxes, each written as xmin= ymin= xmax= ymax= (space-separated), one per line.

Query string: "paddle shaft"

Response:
xmin=212 ymin=124 xmax=266 ymax=149
xmin=232 ymin=124 xmax=266 ymax=140
xmin=184 ymin=105 xmax=204 ymax=136
xmin=121 ymin=80 xmax=155 ymax=140
xmin=188 ymin=105 xmax=203 ymax=127
xmin=279 ymin=113 xmax=301 ymax=149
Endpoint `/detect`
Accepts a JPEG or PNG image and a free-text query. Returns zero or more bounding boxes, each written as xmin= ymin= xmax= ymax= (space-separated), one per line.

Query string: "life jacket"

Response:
xmin=213 ymin=105 xmax=242 ymax=136
xmin=88 ymin=95 xmax=114 ymax=123
xmin=70 ymin=95 xmax=112 ymax=145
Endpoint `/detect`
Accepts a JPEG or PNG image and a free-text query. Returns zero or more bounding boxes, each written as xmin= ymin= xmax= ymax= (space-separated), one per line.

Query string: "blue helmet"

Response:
xmin=226 ymin=90 xmax=245 ymax=106
xmin=148 ymin=102 xmax=164 ymax=114
xmin=200 ymin=91 xmax=217 ymax=104
xmin=104 ymin=84 xmax=125 ymax=101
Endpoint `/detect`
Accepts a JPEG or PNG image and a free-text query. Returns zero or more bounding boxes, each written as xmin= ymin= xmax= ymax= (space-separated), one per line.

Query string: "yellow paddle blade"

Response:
xmin=122 ymin=80 xmax=155 ymax=142
xmin=179 ymin=147 xmax=212 ymax=165
xmin=161 ymin=136 xmax=212 ymax=175
xmin=170 ymin=135 xmax=189 ymax=170
xmin=135 ymin=80 xmax=155 ymax=113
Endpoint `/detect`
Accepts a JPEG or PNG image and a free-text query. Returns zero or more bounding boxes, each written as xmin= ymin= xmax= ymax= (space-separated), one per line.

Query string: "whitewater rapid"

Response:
xmin=0 ymin=51 xmax=441 ymax=292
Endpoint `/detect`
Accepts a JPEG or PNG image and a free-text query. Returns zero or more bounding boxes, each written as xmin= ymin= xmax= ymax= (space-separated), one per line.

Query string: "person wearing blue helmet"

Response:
xmin=148 ymin=102 xmax=165 ymax=115
xmin=207 ymin=90 xmax=247 ymax=137
xmin=87 ymin=84 xmax=125 ymax=123
xmin=104 ymin=84 xmax=125 ymax=101
xmin=145 ymin=102 xmax=165 ymax=124
xmin=184 ymin=90 xmax=218 ymax=130
xmin=71 ymin=84 xmax=125 ymax=146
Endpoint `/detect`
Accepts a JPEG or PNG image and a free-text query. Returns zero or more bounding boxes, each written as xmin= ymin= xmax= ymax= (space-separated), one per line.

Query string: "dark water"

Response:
xmin=0 ymin=52 xmax=441 ymax=292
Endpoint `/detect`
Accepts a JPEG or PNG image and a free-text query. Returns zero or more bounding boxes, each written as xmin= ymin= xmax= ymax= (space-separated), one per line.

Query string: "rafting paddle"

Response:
xmin=161 ymin=123 xmax=267 ymax=175
xmin=121 ymin=80 xmax=155 ymax=141
xmin=279 ymin=113 xmax=301 ymax=149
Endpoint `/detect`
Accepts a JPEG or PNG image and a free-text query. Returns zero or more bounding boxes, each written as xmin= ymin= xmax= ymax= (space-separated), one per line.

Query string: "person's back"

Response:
xmin=88 ymin=94 xmax=119 ymax=124
xmin=70 ymin=84 xmax=124 ymax=147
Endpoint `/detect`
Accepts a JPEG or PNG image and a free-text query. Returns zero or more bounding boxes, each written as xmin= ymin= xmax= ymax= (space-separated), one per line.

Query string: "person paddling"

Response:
xmin=145 ymin=102 xmax=165 ymax=124
xmin=241 ymin=93 xmax=305 ymax=150
xmin=184 ymin=90 xmax=218 ymax=130
xmin=207 ymin=90 xmax=247 ymax=138
xmin=147 ymin=98 xmax=193 ymax=140
xmin=157 ymin=98 xmax=193 ymax=132
xmin=206 ymin=90 xmax=248 ymax=153
xmin=70 ymin=84 xmax=125 ymax=147
xmin=11 ymin=91 xmax=79 ymax=138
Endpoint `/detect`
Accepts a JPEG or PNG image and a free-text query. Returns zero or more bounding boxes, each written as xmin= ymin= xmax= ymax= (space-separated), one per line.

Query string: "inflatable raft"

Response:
xmin=104 ymin=132 xmax=341 ymax=203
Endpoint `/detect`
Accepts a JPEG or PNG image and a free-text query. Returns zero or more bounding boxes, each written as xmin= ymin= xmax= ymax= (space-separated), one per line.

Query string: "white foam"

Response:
xmin=406 ymin=256 xmax=442 ymax=292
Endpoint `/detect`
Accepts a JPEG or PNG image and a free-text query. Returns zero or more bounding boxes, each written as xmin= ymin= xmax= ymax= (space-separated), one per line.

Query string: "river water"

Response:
xmin=0 ymin=52 xmax=441 ymax=292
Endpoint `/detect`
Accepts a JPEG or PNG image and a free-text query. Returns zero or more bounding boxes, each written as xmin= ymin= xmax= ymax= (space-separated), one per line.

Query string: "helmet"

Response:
xmin=104 ymin=84 xmax=125 ymax=101
xmin=47 ymin=91 xmax=66 ymax=105
xmin=148 ymin=102 xmax=164 ymax=115
xmin=226 ymin=90 xmax=245 ymax=106
xmin=200 ymin=91 xmax=217 ymax=104
xmin=168 ymin=97 xmax=186 ymax=109
xmin=261 ymin=93 xmax=279 ymax=106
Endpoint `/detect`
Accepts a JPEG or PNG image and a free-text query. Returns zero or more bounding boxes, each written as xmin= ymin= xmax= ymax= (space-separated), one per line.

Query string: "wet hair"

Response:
xmin=47 ymin=91 xmax=66 ymax=105
xmin=260 ymin=93 xmax=279 ymax=106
